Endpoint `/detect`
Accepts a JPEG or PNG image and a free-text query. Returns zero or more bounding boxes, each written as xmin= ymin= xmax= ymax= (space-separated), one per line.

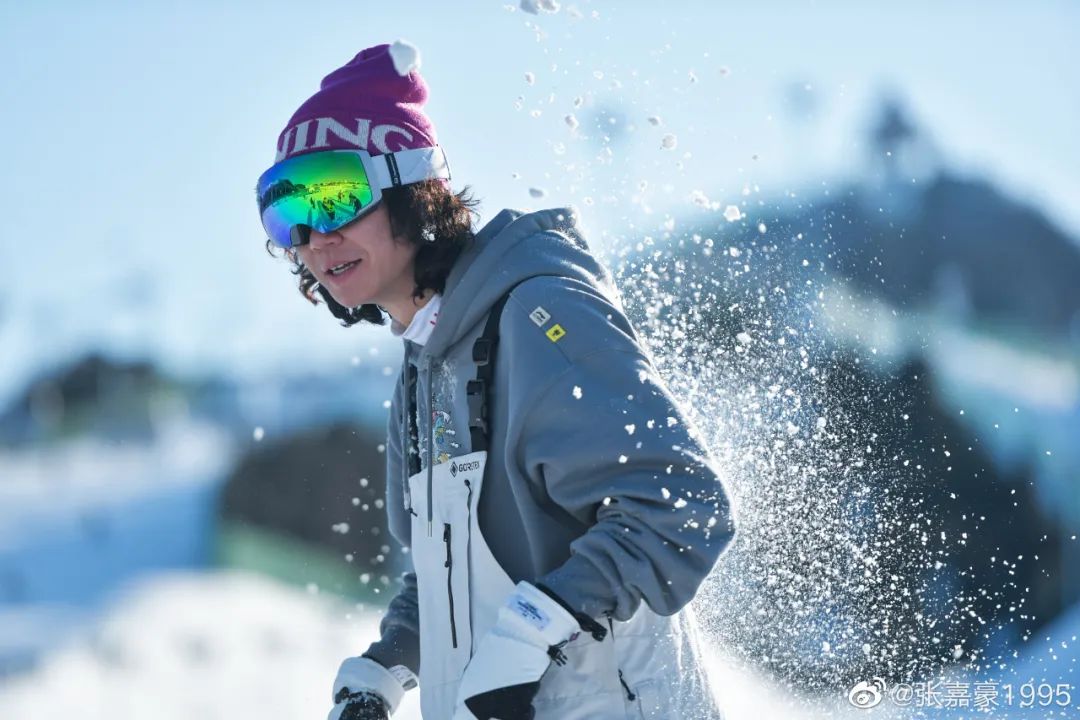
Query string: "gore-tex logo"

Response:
xmin=450 ymin=461 xmax=457 ymax=477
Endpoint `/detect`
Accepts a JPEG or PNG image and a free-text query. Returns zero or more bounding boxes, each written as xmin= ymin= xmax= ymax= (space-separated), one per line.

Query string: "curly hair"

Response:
xmin=265 ymin=180 xmax=482 ymax=327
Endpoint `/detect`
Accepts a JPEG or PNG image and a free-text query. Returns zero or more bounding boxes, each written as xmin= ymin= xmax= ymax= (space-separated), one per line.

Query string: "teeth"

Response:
xmin=329 ymin=260 xmax=358 ymax=275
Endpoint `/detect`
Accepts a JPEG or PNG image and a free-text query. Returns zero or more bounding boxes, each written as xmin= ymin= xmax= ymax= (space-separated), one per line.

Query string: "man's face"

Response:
xmin=296 ymin=203 xmax=416 ymax=309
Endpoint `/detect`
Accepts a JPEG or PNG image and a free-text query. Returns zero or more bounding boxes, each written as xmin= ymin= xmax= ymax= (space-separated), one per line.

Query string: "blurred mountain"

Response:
xmin=812 ymin=98 xmax=1080 ymax=341
xmin=0 ymin=352 xmax=397 ymax=448
xmin=218 ymin=421 xmax=399 ymax=595
xmin=819 ymin=171 xmax=1080 ymax=340
xmin=0 ymin=353 xmax=176 ymax=446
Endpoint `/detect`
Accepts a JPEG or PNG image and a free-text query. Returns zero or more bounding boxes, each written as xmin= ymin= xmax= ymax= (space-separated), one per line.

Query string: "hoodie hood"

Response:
xmin=421 ymin=207 xmax=616 ymax=358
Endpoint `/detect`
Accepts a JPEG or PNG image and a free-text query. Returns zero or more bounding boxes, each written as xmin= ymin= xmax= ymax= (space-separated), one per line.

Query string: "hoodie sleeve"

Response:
xmin=504 ymin=275 xmax=737 ymax=622
xmin=363 ymin=361 xmax=421 ymax=675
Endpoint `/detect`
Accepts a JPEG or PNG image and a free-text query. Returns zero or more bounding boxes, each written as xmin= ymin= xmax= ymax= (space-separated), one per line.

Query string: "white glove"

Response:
xmin=327 ymin=655 xmax=416 ymax=719
xmin=452 ymin=581 xmax=587 ymax=720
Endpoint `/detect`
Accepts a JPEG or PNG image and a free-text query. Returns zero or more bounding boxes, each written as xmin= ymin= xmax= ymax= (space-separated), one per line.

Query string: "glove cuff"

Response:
xmin=501 ymin=580 xmax=581 ymax=647
xmin=333 ymin=656 xmax=414 ymax=715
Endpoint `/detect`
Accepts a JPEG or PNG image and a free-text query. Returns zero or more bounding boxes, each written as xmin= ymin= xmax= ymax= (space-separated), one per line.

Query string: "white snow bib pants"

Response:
xmin=407 ymin=450 xmax=721 ymax=719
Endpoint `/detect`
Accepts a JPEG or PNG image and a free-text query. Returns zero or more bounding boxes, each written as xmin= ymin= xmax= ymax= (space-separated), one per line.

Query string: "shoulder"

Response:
xmin=499 ymin=275 xmax=643 ymax=365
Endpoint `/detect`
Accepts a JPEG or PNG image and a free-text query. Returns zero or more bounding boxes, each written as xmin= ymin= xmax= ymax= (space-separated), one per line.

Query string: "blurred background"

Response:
xmin=1 ymin=1 xmax=1078 ymax=718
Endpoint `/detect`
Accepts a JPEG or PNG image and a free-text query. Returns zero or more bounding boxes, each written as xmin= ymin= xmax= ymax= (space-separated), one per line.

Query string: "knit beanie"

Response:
xmin=273 ymin=43 xmax=439 ymax=163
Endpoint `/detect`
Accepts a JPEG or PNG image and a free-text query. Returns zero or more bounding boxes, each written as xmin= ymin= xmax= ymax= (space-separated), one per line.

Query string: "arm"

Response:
xmin=453 ymin=276 xmax=737 ymax=719
xmin=507 ymin=276 xmax=737 ymax=621
xmin=331 ymin=360 xmax=420 ymax=720
xmin=363 ymin=361 xmax=421 ymax=674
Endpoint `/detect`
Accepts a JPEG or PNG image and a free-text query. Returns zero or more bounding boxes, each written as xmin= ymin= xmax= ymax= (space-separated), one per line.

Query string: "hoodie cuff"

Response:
xmin=363 ymin=623 xmax=421 ymax=677
xmin=536 ymin=553 xmax=621 ymax=622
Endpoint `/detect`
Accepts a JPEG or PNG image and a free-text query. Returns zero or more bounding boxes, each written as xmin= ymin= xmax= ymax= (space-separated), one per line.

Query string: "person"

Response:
xmin=256 ymin=43 xmax=737 ymax=720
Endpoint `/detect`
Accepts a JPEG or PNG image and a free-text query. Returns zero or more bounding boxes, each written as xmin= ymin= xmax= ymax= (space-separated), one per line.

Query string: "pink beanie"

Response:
xmin=273 ymin=43 xmax=439 ymax=163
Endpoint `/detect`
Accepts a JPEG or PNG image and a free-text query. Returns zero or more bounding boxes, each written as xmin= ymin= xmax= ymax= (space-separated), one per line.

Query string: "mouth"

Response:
xmin=324 ymin=259 xmax=362 ymax=280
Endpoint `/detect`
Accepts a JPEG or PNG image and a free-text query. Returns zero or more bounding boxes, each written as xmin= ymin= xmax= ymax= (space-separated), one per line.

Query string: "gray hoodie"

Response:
xmin=365 ymin=207 xmax=736 ymax=675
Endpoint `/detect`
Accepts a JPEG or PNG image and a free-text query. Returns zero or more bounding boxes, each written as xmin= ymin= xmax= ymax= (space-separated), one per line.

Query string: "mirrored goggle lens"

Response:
xmin=256 ymin=152 xmax=375 ymax=248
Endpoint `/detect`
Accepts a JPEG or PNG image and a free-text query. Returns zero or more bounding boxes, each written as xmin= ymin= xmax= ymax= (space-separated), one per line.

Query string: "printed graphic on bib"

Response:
xmin=416 ymin=359 xmax=463 ymax=469
xmin=431 ymin=408 xmax=456 ymax=465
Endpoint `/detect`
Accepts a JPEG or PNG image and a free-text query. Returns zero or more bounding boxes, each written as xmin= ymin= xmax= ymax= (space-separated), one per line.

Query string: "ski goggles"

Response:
xmin=255 ymin=146 xmax=451 ymax=248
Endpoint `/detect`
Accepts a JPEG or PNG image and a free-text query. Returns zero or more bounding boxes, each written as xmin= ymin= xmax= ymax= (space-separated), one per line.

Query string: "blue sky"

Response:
xmin=0 ymin=0 xmax=1077 ymax=403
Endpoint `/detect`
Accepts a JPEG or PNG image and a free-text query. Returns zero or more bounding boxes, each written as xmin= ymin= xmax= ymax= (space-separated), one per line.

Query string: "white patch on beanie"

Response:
xmin=389 ymin=40 xmax=421 ymax=76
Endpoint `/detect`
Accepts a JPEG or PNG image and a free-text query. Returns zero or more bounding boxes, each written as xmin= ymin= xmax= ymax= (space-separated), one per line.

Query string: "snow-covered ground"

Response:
xmin=0 ymin=423 xmax=234 ymax=671
xmin=0 ymin=569 xmax=884 ymax=720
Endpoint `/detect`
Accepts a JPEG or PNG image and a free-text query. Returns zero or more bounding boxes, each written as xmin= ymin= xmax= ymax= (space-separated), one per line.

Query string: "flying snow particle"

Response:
xmin=520 ymin=0 xmax=559 ymax=14
xmin=572 ymin=385 xmax=583 ymax=399
xmin=723 ymin=205 xmax=743 ymax=222
xmin=253 ymin=426 xmax=264 ymax=442
xmin=736 ymin=332 xmax=752 ymax=345
xmin=529 ymin=187 xmax=547 ymax=198
xmin=524 ymin=71 xmax=535 ymax=85
xmin=673 ymin=497 xmax=688 ymax=509
xmin=647 ymin=116 xmax=662 ymax=126
xmin=661 ymin=487 xmax=671 ymax=499
xmin=388 ymin=40 xmax=421 ymax=76
xmin=625 ymin=424 xmax=636 ymax=435
xmin=565 ymin=114 xmax=579 ymax=130
xmin=816 ymin=416 xmax=828 ymax=430
xmin=661 ymin=133 xmax=678 ymax=150
xmin=758 ymin=222 xmax=767 ymax=234
xmin=618 ymin=455 xmax=628 ymax=464
xmin=690 ymin=190 xmax=712 ymax=208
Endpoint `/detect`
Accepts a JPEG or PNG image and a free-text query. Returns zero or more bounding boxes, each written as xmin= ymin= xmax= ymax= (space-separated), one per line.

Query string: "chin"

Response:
xmin=326 ymin=285 xmax=375 ymax=309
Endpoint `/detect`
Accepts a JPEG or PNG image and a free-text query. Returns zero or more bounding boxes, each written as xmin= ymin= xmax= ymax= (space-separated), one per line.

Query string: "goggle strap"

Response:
xmin=369 ymin=146 xmax=452 ymax=190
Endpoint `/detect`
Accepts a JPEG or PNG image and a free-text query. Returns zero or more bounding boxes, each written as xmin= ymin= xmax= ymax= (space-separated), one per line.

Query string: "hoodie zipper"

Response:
xmin=426 ymin=355 xmax=435 ymax=538
xmin=402 ymin=343 xmax=412 ymax=513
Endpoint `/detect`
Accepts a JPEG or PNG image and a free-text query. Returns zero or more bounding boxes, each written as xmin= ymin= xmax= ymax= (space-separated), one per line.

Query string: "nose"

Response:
xmin=306 ymin=228 xmax=342 ymax=251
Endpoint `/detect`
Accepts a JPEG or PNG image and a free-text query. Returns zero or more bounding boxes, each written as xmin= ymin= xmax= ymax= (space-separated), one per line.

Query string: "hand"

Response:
xmin=327 ymin=655 xmax=414 ymax=720
xmin=452 ymin=581 xmax=589 ymax=720
xmin=328 ymin=690 xmax=389 ymax=720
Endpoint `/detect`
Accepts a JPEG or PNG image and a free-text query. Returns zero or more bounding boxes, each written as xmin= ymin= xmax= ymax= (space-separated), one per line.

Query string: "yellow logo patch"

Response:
xmin=546 ymin=324 xmax=566 ymax=342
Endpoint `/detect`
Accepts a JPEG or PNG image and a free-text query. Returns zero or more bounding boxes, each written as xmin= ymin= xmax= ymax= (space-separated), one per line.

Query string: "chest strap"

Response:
xmin=404 ymin=275 xmax=564 ymax=468
xmin=467 ymin=275 xmax=566 ymax=454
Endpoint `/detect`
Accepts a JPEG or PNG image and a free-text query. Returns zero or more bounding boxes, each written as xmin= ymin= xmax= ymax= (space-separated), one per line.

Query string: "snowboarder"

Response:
xmin=255 ymin=43 xmax=737 ymax=720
